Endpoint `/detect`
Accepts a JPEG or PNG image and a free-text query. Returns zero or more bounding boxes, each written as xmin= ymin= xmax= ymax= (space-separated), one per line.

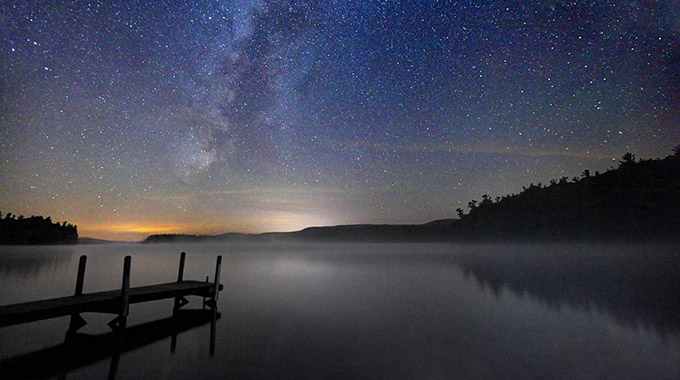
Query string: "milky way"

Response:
xmin=1 ymin=1 xmax=678 ymax=240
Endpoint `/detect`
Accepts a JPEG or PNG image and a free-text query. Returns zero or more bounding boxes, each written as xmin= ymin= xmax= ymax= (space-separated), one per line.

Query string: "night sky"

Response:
xmin=1 ymin=1 xmax=678 ymax=241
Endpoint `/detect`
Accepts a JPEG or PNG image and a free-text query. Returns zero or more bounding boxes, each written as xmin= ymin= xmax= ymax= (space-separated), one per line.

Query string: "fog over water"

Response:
xmin=1 ymin=242 xmax=679 ymax=379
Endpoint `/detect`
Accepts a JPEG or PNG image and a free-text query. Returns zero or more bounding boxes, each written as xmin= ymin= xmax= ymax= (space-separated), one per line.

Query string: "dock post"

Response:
xmin=174 ymin=252 xmax=189 ymax=312
xmin=177 ymin=252 xmax=186 ymax=282
xmin=213 ymin=255 xmax=222 ymax=301
xmin=68 ymin=255 xmax=88 ymax=333
xmin=204 ymin=256 xmax=221 ymax=309
xmin=74 ymin=255 xmax=87 ymax=296
xmin=121 ymin=256 xmax=131 ymax=319
xmin=202 ymin=276 xmax=209 ymax=310
xmin=108 ymin=256 xmax=131 ymax=332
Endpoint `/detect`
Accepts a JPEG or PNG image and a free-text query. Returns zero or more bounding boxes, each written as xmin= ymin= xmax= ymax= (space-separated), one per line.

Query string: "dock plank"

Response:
xmin=0 ymin=280 xmax=217 ymax=328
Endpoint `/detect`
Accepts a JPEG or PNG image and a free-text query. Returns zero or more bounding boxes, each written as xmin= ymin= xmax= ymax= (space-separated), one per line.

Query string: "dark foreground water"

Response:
xmin=0 ymin=242 xmax=678 ymax=379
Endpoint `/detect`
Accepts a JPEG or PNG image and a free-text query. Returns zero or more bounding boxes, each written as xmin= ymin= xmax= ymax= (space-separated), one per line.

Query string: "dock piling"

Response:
xmin=108 ymin=256 xmax=131 ymax=332
xmin=74 ymin=255 xmax=87 ymax=296
xmin=202 ymin=276 xmax=209 ymax=309
xmin=174 ymin=252 xmax=189 ymax=311
xmin=213 ymin=256 xmax=222 ymax=301
xmin=204 ymin=256 xmax=221 ymax=309
xmin=121 ymin=256 xmax=131 ymax=318
xmin=177 ymin=252 xmax=186 ymax=282
xmin=68 ymin=255 xmax=88 ymax=333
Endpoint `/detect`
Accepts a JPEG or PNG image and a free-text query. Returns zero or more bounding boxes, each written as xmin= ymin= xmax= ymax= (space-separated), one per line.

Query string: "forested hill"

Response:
xmin=453 ymin=151 xmax=680 ymax=241
xmin=144 ymin=150 xmax=680 ymax=244
xmin=0 ymin=213 xmax=78 ymax=245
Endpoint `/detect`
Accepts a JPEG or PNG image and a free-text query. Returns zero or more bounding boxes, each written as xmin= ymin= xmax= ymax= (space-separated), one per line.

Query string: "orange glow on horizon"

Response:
xmin=78 ymin=211 xmax=337 ymax=242
xmin=79 ymin=222 xmax=192 ymax=242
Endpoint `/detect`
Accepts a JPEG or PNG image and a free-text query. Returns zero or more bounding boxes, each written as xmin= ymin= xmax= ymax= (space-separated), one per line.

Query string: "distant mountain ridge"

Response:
xmin=144 ymin=150 xmax=680 ymax=244
xmin=78 ymin=237 xmax=120 ymax=245
xmin=143 ymin=219 xmax=457 ymax=244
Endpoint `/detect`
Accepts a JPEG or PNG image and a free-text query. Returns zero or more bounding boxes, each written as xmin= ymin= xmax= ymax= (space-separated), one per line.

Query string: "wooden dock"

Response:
xmin=0 ymin=252 xmax=222 ymax=332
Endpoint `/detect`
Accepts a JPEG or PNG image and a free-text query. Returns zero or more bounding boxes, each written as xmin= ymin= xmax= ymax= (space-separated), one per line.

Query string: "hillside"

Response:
xmin=142 ymin=234 xmax=214 ymax=244
xmin=287 ymin=220 xmax=456 ymax=242
xmin=143 ymin=150 xmax=679 ymax=244
xmin=143 ymin=219 xmax=457 ymax=244
xmin=453 ymin=151 xmax=680 ymax=241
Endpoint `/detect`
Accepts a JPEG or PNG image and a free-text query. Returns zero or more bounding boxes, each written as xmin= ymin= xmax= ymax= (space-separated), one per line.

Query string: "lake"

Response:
xmin=1 ymin=242 xmax=679 ymax=379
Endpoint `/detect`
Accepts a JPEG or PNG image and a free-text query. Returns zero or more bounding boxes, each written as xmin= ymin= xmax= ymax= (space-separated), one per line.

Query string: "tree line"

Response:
xmin=452 ymin=146 xmax=680 ymax=241
xmin=0 ymin=212 xmax=78 ymax=245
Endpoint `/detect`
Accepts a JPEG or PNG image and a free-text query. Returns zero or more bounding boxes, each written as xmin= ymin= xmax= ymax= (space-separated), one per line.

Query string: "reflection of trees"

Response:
xmin=0 ymin=249 xmax=69 ymax=277
xmin=456 ymin=246 xmax=680 ymax=335
xmin=0 ymin=213 xmax=77 ymax=245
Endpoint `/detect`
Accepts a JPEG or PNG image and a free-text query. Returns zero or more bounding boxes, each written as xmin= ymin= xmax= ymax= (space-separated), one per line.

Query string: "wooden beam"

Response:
xmin=68 ymin=255 xmax=88 ymax=333
xmin=74 ymin=255 xmax=87 ymax=296
xmin=213 ymin=256 xmax=222 ymax=301
xmin=204 ymin=256 xmax=222 ymax=309
xmin=177 ymin=252 xmax=186 ymax=282
xmin=172 ymin=252 xmax=189 ymax=313
xmin=108 ymin=256 xmax=131 ymax=331
xmin=174 ymin=252 xmax=188 ymax=312
xmin=121 ymin=255 xmax=131 ymax=318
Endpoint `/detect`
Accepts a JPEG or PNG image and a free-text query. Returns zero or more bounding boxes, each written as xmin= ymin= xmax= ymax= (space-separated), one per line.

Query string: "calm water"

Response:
xmin=0 ymin=242 xmax=679 ymax=379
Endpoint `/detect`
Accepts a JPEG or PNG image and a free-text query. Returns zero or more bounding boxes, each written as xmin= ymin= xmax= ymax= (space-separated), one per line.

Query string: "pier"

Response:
xmin=0 ymin=252 xmax=222 ymax=332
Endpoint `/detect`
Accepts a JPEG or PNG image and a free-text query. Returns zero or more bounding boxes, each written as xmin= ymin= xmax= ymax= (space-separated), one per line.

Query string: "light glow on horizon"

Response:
xmin=78 ymin=209 xmax=338 ymax=242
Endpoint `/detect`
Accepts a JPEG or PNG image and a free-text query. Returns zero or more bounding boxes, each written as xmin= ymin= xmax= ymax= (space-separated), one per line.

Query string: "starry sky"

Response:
xmin=1 ymin=1 xmax=679 ymax=241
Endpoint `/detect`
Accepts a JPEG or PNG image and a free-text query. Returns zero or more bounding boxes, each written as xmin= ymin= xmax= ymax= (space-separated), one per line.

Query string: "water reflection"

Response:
xmin=0 ymin=246 xmax=71 ymax=276
xmin=1 ymin=243 xmax=679 ymax=379
xmin=454 ymin=243 xmax=680 ymax=335
xmin=0 ymin=309 xmax=219 ymax=380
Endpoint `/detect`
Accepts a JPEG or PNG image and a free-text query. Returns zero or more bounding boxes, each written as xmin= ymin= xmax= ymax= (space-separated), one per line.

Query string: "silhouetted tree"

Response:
xmin=456 ymin=208 xmax=465 ymax=218
xmin=480 ymin=194 xmax=493 ymax=207
xmin=672 ymin=145 xmax=680 ymax=158
xmin=582 ymin=169 xmax=590 ymax=178
xmin=619 ymin=152 xmax=636 ymax=167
